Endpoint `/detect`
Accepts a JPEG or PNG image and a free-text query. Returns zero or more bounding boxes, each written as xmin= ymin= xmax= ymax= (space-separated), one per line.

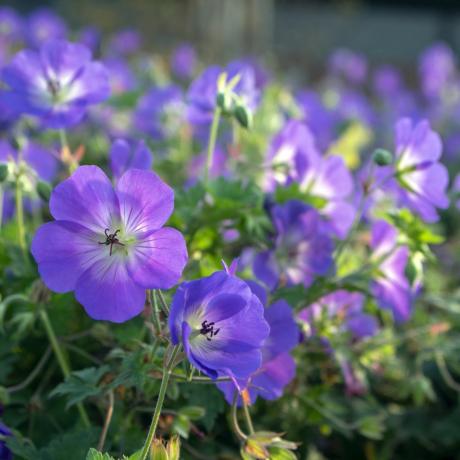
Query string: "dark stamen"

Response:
xmin=199 ymin=320 xmax=220 ymax=341
xmin=98 ymin=228 xmax=124 ymax=256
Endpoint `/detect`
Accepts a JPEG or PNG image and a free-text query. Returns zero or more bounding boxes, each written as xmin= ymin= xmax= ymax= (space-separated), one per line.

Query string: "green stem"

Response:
xmin=204 ymin=106 xmax=222 ymax=184
xmin=15 ymin=178 xmax=26 ymax=253
xmin=156 ymin=290 xmax=170 ymax=315
xmin=59 ymin=129 xmax=69 ymax=151
xmin=139 ymin=345 xmax=181 ymax=460
xmin=242 ymin=401 xmax=254 ymax=435
xmin=149 ymin=290 xmax=162 ymax=336
xmin=230 ymin=393 xmax=247 ymax=441
xmin=39 ymin=309 xmax=90 ymax=428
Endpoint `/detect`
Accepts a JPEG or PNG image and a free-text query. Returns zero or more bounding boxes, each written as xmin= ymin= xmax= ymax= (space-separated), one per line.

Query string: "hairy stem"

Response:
xmin=15 ymin=178 xmax=26 ymax=254
xmin=204 ymin=106 xmax=222 ymax=184
xmin=139 ymin=344 xmax=181 ymax=460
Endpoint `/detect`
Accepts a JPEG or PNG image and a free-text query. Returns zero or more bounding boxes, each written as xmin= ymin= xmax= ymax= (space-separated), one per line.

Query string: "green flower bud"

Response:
xmin=36 ymin=180 xmax=52 ymax=202
xmin=372 ymin=148 xmax=393 ymax=166
xmin=216 ymin=92 xmax=231 ymax=112
xmin=234 ymin=104 xmax=253 ymax=130
xmin=150 ymin=439 xmax=168 ymax=460
xmin=166 ymin=435 xmax=180 ymax=460
xmin=0 ymin=164 xmax=8 ymax=183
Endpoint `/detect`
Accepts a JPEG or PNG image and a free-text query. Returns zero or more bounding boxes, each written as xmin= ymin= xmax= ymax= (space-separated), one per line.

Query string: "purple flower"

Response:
xmin=217 ymin=286 xmax=298 ymax=404
xmin=0 ymin=139 xmax=58 ymax=221
xmin=264 ymin=120 xmax=321 ymax=191
xmin=391 ymin=118 xmax=449 ymax=222
xmin=299 ymin=290 xmax=378 ymax=341
xmin=134 ymin=85 xmax=184 ymax=141
xmin=27 ymin=8 xmax=67 ymax=48
xmin=253 ymin=200 xmax=334 ymax=290
xmin=296 ymin=90 xmax=338 ymax=150
xmin=32 ymin=166 xmax=187 ymax=323
xmin=419 ymin=42 xmax=456 ymax=99
xmin=78 ymin=26 xmax=101 ymax=54
xmin=329 ymin=49 xmax=368 ymax=84
xmin=1 ymin=40 xmax=110 ymax=129
xmin=370 ymin=220 xmax=412 ymax=323
xmin=109 ymin=139 xmax=153 ymax=181
xmin=0 ymin=421 xmax=12 ymax=460
xmin=171 ymin=43 xmax=196 ymax=80
xmin=168 ymin=270 xmax=270 ymax=381
xmin=108 ymin=28 xmax=141 ymax=56
xmin=0 ymin=7 xmax=23 ymax=44
xmin=104 ymin=58 xmax=137 ymax=95
xmin=265 ymin=120 xmax=355 ymax=238
xmin=373 ymin=65 xmax=402 ymax=98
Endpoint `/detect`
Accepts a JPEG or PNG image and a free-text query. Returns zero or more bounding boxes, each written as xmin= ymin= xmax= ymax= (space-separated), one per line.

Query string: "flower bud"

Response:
xmin=0 ymin=164 xmax=8 ymax=183
xmin=216 ymin=91 xmax=231 ymax=112
xmin=36 ymin=180 xmax=52 ymax=202
xmin=166 ymin=435 xmax=180 ymax=460
xmin=150 ymin=439 xmax=168 ymax=460
xmin=372 ymin=148 xmax=393 ymax=166
xmin=234 ymin=104 xmax=253 ymax=130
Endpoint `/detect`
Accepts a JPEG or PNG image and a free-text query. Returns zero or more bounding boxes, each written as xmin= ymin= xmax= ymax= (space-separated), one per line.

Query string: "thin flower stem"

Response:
xmin=242 ymin=401 xmax=255 ymax=435
xmin=149 ymin=290 xmax=162 ymax=336
xmin=204 ymin=106 xmax=222 ymax=184
xmin=0 ymin=185 xmax=4 ymax=230
xmin=156 ymin=290 xmax=170 ymax=315
xmin=38 ymin=309 xmax=91 ymax=428
xmin=97 ymin=390 xmax=114 ymax=451
xmin=15 ymin=177 xmax=26 ymax=254
xmin=139 ymin=344 xmax=181 ymax=460
xmin=59 ymin=128 xmax=69 ymax=151
xmin=230 ymin=393 xmax=247 ymax=441
xmin=6 ymin=346 xmax=52 ymax=393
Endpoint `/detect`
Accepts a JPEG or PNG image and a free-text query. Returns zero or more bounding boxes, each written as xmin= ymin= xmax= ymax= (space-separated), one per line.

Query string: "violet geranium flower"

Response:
xmin=391 ymin=118 xmax=449 ymax=223
xmin=168 ymin=270 xmax=270 ymax=381
xmin=370 ymin=220 xmax=412 ymax=323
xmin=253 ymin=200 xmax=334 ymax=290
xmin=217 ymin=284 xmax=298 ymax=404
xmin=32 ymin=166 xmax=187 ymax=323
xmin=1 ymin=39 xmax=110 ymax=128
xmin=27 ymin=8 xmax=67 ymax=48
xmin=134 ymin=85 xmax=184 ymax=141
xmin=109 ymin=139 xmax=153 ymax=181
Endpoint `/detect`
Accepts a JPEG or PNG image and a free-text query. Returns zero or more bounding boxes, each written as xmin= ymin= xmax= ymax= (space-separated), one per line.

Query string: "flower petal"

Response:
xmin=126 ymin=227 xmax=187 ymax=289
xmin=50 ymin=165 xmax=119 ymax=233
xmin=75 ymin=255 xmax=146 ymax=322
xmin=116 ymin=169 xmax=174 ymax=236
xmin=31 ymin=220 xmax=100 ymax=293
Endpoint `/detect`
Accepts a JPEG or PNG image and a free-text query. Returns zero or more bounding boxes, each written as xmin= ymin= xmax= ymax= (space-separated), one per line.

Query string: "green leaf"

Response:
xmin=178 ymin=406 xmax=206 ymax=420
xmin=267 ymin=447 xmax=298 ymax=460
xmin=86 ymin=448 xmax=116 ymax=460
xmin=50 ymin=366 xmax=109 ymax=408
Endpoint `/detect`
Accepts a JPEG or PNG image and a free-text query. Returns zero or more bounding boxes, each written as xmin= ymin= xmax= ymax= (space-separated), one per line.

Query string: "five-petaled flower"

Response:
xmin=1 ymin=39 xmax=110 ymax=128
xmin=32 ymin=165 xmax=187 ymax=323
xmin=168 ymin=270 xmax=270 ymax=382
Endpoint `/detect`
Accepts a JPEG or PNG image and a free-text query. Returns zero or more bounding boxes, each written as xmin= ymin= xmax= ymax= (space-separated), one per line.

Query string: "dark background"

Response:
xmin=2 ymin=0 xmax=459 ymax=70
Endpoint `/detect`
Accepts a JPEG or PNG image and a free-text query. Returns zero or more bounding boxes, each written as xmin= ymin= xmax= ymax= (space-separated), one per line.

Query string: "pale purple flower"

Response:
xmin=134 ymin=85 xmax=184 ymax=141
xmin=27 ymin=8 xmax=67 ymax=48
xmin=32 ymin=166 xmax=187 ymax=323
xmin=392 ymin=118 xmax=449 ymax=222
xmin=329 ymin=48 xmax=368 ymax=84
xmin=109 ymin=139 xmax=153 ymax=181
xmin=171 ymin=43 xmax=196 ymax=80
xmin=253 ymin=200 xmax=334 ymax=290
xmin=0 ymin=7 xmax=23 ymax=44
xmin=370 ymin=220 xmax=412 ymax=323
xmin=1 ymin=39 xmax=110 ymax=128
xmin=104 ymin=58 xmax=137 ymax=95
xmin=108 ymin=28 xmax=141 ymax=56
